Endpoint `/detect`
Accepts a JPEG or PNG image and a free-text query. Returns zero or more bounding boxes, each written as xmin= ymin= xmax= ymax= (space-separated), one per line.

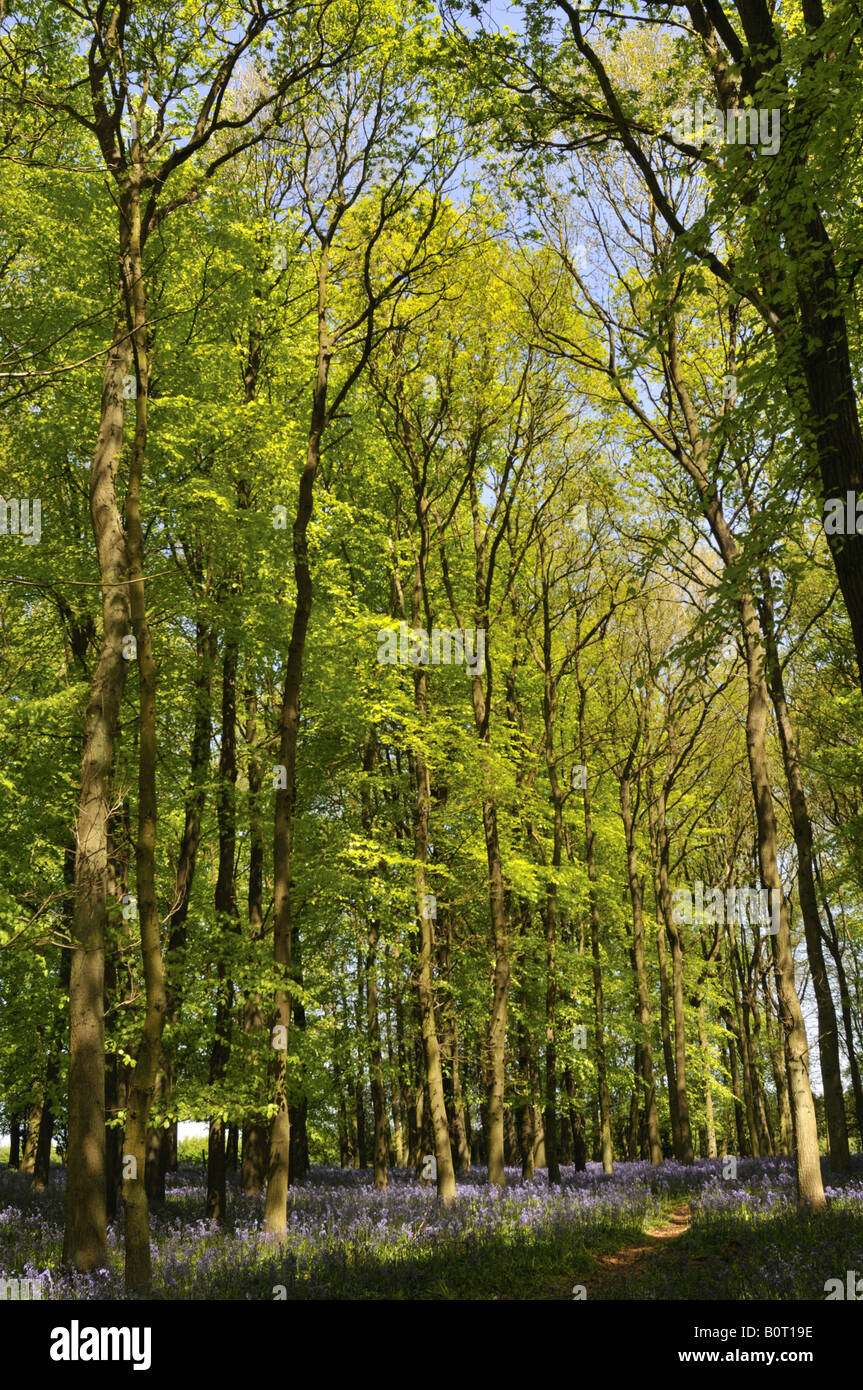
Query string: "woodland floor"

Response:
xmin=541 ymin=1201 xmax=695 ymax=1300
xmin=1 ymin=1155 xmax=862 ymax=1300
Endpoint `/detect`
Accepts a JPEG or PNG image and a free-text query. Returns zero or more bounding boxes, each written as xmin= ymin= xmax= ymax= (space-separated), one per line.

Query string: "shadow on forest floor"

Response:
xmin=542 ymin=1199 xmax=863 ymax=1301
xmin=2 ymin=1158 xmax=862 ymax=1300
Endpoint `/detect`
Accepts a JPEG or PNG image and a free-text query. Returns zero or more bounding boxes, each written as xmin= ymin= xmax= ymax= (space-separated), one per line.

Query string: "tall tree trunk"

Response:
xmin=265 ymin=248 xmax=331 ymax=1236
xmin=731 ymin=937 xmax=770 ymax=1156
xmin=538 ymin=572 xmax=564 ymax=1184
xmin=20 ymin=1093 xmax=41 ymax=1176
xmin=515 ymin=994 xmax=536 ymax=1179
xmin=576 ymin=650 xmax=613 ymax=1173
xmin=242 ymin=683 xmax=269 ymax=1195
xmin=652 ymin=771 xmax=695 ymax=1164
xmin=655 ymin=908 xmax=680 ymax=1154
xmin=330 ymin=987 xmax=352 ymax=1168
xmin=289 ymin=995 xmax=312 ymax=1178
xmin=665 ymin=325 xmax=825 ymax=1207
xmin=122 ymin=188 xmax=170 ymax=1292
xmin=734 ymin=567 xmax=823 ymax=1201
xmin=397 ymin=484 xmax=457 ymax=1201
xmin=478 ymin=791 xmax=511 ymax=1189
xmin=9 ymin=1116 xmax=21 ymax=1170
xmin=153 ymin=618 xmax=214 ymax=1199
xmin=763 ymin=980 xmax=793 ymax=1153
xmin=33 ymin=1019 xmax=62 ymax=1192
xmin=412 ymin=744 xmax=457 ymax=1201
xmin=460 ymin=470 xmax=511 ymax=1189
xmin=354 ymin=956 xmax=368 ymax=1170
xmin=207 ymin=639 xmax=239 ymax=1223
xmin=696 ymin=1003 xmax=717 ymax=1159
xmin=396 ymin=980 xmax=417 ymax=1168
xmin=438 ymin=909 xmax=470 ymax=1173
xmin=360 ymin=730 xmax=390 ymax=1190
xmin=620 ymin=767 xmax=662 ymax=1165
xmin=564 ymin=1069 xmax=587 ymax=1171
xmin=758 ymin=573 xmax=850 ymax=1170
xmin=383 ymin=954 xmax=406 ymax=1166
xmin=721 ymin=1006 xmax=749 ymax=1156
xmin=63 ymin=203 xmax=136 ymax=1270
xmin=226 ymin=1126 xmax=239 ymax=1171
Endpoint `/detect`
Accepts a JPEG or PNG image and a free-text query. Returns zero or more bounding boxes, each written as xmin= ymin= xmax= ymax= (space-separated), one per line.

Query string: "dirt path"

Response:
xmin=542 ymin=1202 xmax=693 ymax=1300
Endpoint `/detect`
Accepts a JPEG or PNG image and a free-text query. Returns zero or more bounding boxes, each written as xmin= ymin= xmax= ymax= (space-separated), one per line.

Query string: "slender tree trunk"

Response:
xmin=620 ymin=768 xmax=662 ymax=1164
xmin=63 ymin=215 xmax=136 ymax=1269
xmin=33 ymin=1101 xmax=54 ymax=1190
xmin=9 ymin=1116 xmax=21 ymax=1170
xmin=438 ymin=910 xmax=470 ymax=1173
xmin=721 ymin=1006 xmax=749 ymax=1156
xmin=460 ymin=472 xmax=511 ymax=1189
xmin=696 ymin=1003 xmax=717 ymax=1158
xmin=354 ymin=957 xmax=368 ymax=1170
xmin=516 ymin=997 xmax=536 ymax=1179
xmin=265 ymin=242 xmax=334 ymax=1234
xmin=383 ymin=955 xmax=406 ymax=1166
xmin=758 ymin=576 xmax=850 ymax=1170
xmin=20 ymin=1093 xmax=41 ymax=1175
xmin=207 ymin=639 xmax=239 ymax=1224
xmin=476 ymin=791 xmax=511 ymax=1189
xmin=288 ymin=940 xmax=311 ymax=1184
xmin=226 ymin=1126 xmax=238 ymax=1171
xmin=330 ymin=988 xmax=352 ymax=1168
xmin=730 ymin=943 xmax=760 ymax=1155
xmin=396 ymin=982 xmax=417 ymax=1168
xmin=576 ymin=652 xmax=613 ymax=1173
xmin=537 ymin=577 xmax=565 ymax=1184
xmin=565 ymin=1071 xmax=587 ymax=1171
xmin=242 ymin=683 xmax=269 ymax=1195
xmin=655 ymin=909 xmax=680 ymax=1154
xmin=652 ymin=773 xmax=695 ymax=1164
xmin=360 ymin=730 xmax=389 ymax=1190
xmin=366 ymin=918 xmax=389 ymax=1189
xmin=412 ymin=744 xmax=457 ymax=1201
xmin=764 ymin=987 xmax=793 ymax=1154
xmin=151 ymin=618 xmax=214 ymax=1199
xmin=664 ymin=327 xmax=825 ymax=1206
xmin=737 ymin=578 xmax=824 ymax=1202
xmin=531 ymin=1095 xmax=547 ymax=1169
xmin=122 ymin=188 xmax=170 ymax=1292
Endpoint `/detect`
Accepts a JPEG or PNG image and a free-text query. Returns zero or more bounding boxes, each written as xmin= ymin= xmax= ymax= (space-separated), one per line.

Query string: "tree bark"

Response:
xmin=664 ymin=318 xmax=825 ymax=1207
xmin=619 ymin=768 xmax=663 ymax=1164
xmin=360 ymin=730 xmax=390 ymax=1190
xmin=576 ymin=649 xmax=613 ymax=1173
xmin=758 ymin=579 xmax=849 ymax=1169
xmin=121 ymin=180 xmax=170 ymax=1292
xmin=207 ymin=639 xmax=240 ymax=1224
xmin=265 ymin=248 xmax=330 ymax=1236
xmin=63 ymin=207 xmax=135 ymax=1270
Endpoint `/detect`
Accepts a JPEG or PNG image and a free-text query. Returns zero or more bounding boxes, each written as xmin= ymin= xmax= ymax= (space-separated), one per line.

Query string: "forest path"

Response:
xmin=541 ymin=1201 xmax=694 ymax=1300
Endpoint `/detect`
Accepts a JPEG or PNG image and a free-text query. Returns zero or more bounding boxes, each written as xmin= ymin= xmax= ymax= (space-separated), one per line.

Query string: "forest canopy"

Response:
xmin=0 ymin=0 xmax=862 ymax=1304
